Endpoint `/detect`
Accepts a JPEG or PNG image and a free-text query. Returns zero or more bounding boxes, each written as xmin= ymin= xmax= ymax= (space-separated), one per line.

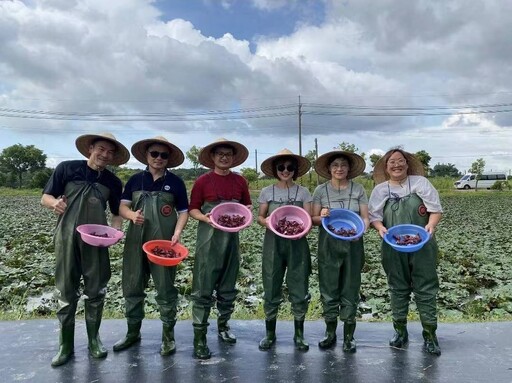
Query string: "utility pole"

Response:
xmin=315 ymin=137 xmax=319 ymax=184
xmin=298 ymin=95 xmax=302 ymax=156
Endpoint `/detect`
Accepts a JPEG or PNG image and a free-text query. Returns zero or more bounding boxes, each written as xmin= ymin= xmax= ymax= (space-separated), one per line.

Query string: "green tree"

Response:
xmin=335 ymin=141 xmax=366 ymax=160
xmin=186 ymin=145 xmax=201 ymax=174
xmin=240 ymin=167 xmax=259 ymax=183
xmin=414 ymin=150 xmax=431 ymax=175
xmin=470 ymin=158 xmax=486 ymax=190
xmin=29 ymin=168 xmax=53 ymax=189
xmin=369 ymin=153 xmax=382 ymax=168
xmin=431 ymin=163 xmax=461 ymax=178
xmin=0 ymin=144 xmax=46 ymax=188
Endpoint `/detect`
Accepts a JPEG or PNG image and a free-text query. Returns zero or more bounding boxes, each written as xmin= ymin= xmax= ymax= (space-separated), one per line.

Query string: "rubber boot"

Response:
xmin=259 ymin=319 xmax=277 ymax=350
xmin=51 ymin=326 xmax=75 ymax=367
xmin=161 ymin=321 xmax=177 ymax=356
xmin=193 ymin=327 xmax=211 ymax=360
xmin=422 ymin=323 xmax=441 ymax=356
xmin=389 ymin=320 xmax=409 ymax=348
xmin=86 ymin=320 xmax=108 ymax=359
xmin=218 ymin=319 xmax=237 ymax=344
xmin=342 ymin=322 xmax=357 ymax=353
xmin=293 ymin=320 xmax=309 ymax=352
xmin=318 ymin=320 xmax=337 ymax=349
xmin=113 ymin=322 xmax=142 ymax=352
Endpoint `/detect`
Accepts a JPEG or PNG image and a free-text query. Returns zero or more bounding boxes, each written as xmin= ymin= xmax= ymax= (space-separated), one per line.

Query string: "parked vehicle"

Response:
xmin=454 ymin=172 xmax=507 ymax=189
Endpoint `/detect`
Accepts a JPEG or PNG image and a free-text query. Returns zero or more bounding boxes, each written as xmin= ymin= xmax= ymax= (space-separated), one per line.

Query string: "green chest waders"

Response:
xmin=53 ymin=181 xmax=112 ymax=361
xmin=121 ymin=191 xmax=179 ymax=325
xmin=191 ymin=200 xmax=241 ymax=328
xmin=262 ymin=199 xmax=311 ymax=321
xmin=381 ymin=193 xmax=439 ymax=325
xmin=54 ymin=181 xmax=111 ymax=327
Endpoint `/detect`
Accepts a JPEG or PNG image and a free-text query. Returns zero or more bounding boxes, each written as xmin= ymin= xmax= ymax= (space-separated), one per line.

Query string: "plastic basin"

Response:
xmin=268 ymin=205 xmax=312 ymax=240
xmin=76 ymin=224 xmax=124 ymax=247
xmin=143 ymin=240 xmax=189 ymax=266
xmin=384 ymin=224 xmax=431 ymax=253
xmin=321 ymin=208 xmax=365 ymax=241
xmin=210 ymin=202 xmax=253 ymax=232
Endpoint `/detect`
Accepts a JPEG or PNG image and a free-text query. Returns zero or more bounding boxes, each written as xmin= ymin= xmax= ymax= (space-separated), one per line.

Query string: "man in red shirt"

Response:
xmin=188 ymin=138 xmax=252 ymax=359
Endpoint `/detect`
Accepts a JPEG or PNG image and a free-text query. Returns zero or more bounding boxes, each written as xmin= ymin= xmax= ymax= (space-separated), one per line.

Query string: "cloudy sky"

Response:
xmin=1 ymin=0 xmax=512 ymax=174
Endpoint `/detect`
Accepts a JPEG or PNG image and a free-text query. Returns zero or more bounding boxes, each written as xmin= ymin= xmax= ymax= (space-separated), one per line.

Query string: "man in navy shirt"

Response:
xmin=113 ymin=136 xmax=189 ymax=356
xmin=41 ymin=132 xmax=129 ymax=367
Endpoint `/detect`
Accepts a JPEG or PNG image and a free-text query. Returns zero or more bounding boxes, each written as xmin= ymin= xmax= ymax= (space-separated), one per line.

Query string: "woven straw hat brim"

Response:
xmin=198 ymin=138 xmax=249 ymax=169
xmin=314 ymin=150 xmax=366 ymax=180
xmin=75 ymin=132 xmax=130 ymax=166
xmin=131 ymin=137 xmax=184 ymax=168
xmin=372 ymin=150 xmax=425 ymax=184
xmin=260 ymin=150 xmax=311 ymax=178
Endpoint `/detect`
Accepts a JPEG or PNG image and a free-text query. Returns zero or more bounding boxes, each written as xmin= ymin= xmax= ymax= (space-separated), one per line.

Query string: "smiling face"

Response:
xmin=87 ymin=139 xmax=116 ymax=170
xmin=385 ymin=150 xmax=409 ymax=181
xmin=328 ymin=156 xmax=350 ymax=181
xmin=211 ymin=145 xmax=235 ymax=171
xmin=275 ymin=160 xmax=296 ymax=182
xmin=146 ymin=143 xmax=170 ymax=171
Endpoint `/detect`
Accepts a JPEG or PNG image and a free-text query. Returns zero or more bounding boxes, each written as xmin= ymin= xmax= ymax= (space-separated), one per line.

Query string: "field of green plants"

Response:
xmin=1 ymin=190 xmax=512 ymax=322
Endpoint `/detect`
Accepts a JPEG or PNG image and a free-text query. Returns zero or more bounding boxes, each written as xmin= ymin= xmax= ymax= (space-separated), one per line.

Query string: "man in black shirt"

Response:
xmin=41 ymin=132 xmax=129 ymax=367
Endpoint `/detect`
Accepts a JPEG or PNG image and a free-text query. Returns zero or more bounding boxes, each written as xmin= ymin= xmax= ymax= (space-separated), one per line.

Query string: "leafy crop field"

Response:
xmin=1 ymin=192 xmax=511 ymax=322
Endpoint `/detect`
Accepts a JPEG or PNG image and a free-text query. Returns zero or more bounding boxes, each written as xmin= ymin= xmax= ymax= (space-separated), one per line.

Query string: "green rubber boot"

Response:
xmin=318 ymin=320 xmax=337 ymax=349
xmin=113 ymin=322 xmax=142 ymax=352
xmin=218 ymin=320 xmax=237 ymax=344
xmin=389 ymin=320 xmax=409 ymax=348
xmin=342 ymin=322 xmax=357 ymax=353
xmin=51 ymin=326 xmax=75 ymax=367
xmin=193 ymin=327 xmax=211 ymax=360
xmin=258 ymin=319 xmax=277 ymax=350
xmin=293 ymin=320 xmax=309 ymax=352
xmin=161 ymin=322 xmax=176 ymax=356
xmin=422 ymin=323 xmax=441 ymax=356
xmin=86 ymin=320 xmax=108 ymax=359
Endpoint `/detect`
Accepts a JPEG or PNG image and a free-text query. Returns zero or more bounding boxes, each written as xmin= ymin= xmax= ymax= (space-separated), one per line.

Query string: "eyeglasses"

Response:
xmin=388 ymin=159 xmax=406 ymax=166
xmin=149 ymin=151 xmax=170 ymax=160
xmin=277 ymin=164 xmax=295 ymax=172
xmin=215 ymin=151 xmax=233 ymax=158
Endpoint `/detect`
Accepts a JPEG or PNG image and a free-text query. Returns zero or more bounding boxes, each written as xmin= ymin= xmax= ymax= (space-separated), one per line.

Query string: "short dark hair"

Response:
xmin=271 ymin=156 xmax=299 ymax=181
xmin=211 ymin=144 xmax=237 ymax=155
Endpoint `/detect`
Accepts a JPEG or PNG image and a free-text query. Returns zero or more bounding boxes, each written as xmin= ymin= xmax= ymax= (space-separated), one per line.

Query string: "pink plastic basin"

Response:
xmin=76 ymin=224 xmax=124 ymax=247
xmin=210 ymin=202 xmax=253 ymax=232
xmin=268 ymin=205 xmax=312 ymax=240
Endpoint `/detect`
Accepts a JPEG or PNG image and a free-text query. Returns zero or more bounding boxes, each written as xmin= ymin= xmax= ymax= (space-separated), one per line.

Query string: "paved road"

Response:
xmin=1 ymin=319 xmax=511 ymax=383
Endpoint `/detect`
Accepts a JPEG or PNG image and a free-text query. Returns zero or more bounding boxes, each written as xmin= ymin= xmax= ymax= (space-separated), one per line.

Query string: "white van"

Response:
xmin=454 ymin=172 xmax=507 ymax=189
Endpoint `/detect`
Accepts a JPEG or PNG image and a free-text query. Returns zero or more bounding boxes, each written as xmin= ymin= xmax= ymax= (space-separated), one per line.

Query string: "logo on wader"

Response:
xmin=418 ymin=204 xmax=427 ymax=216
xmin=88 ymin=197 xmax=99 ymax=205
xmin=161 ymin=205 xmax=173 ymax=216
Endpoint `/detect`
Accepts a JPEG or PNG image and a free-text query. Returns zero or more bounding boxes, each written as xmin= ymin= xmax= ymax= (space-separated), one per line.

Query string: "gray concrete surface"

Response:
xmin=1 ymin=319 xmax=511 ymax=383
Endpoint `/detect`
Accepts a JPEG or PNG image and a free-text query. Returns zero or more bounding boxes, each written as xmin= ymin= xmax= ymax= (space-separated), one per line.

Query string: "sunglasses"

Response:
xmin=277 ymin=164 xmax=295 ymax=172
xmin=148 ymin=151 xmax=170 ymax=160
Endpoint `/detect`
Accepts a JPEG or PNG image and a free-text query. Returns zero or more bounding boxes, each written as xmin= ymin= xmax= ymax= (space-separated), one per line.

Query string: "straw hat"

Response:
xmin=260 ymin=148 xmax=311 ymax=178
xmin=372 ymin=149 xmax=425 ymax=184
xmin=315 ymin=150 xmax=366 ymax=180
xmin=131 ymin=136 xmax=184 ymax=168
xmin=198 ymin=138 xmax=249 ymax=169
xmin=75 ymin=132 xmax=130 ymax=166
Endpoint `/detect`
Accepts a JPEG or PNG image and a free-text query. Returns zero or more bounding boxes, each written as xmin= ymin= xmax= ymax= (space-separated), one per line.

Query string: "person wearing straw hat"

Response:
xmin=41 ymin=132 xmax=129 ymax=366
xmin=368 ymin=147 xmax=443 ymax=356
xmin=256 ymin=149 xmax=313 ymax=352
xmin=112 ymin=136 xmax=189 ymax=356
xmin=311 ymin=150 xmax=369 ymax=353
xmin=188 ymin=138 xmax=252 ymax=359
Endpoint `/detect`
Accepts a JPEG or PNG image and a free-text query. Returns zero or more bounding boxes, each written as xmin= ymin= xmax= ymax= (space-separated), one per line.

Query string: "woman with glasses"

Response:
xmin=368 ymin=148 xmax=443 ymax=356
xmin=113 ymin=136 xmax=189 ymax=356
xmin=188 ymin=138 xmax=252 ymax=359
xmin=311 ymin=150 xmax=369 ymax=353
xmin=257 ymin=149 xmax=312 ymax=351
